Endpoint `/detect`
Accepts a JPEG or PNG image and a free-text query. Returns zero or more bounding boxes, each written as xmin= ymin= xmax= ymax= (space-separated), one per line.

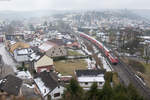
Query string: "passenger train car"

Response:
xmin=79 ymin=32 xmax=118 ymax=64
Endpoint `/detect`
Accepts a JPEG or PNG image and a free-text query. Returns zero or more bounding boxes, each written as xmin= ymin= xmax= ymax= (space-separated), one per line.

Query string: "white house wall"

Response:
xmin=14 ymin=51 xmax=29 ymax=62
xmin=79 ymin=82 xmax=104 ymax=89
xmin=49 ymin=86 xmax=65 ymax=100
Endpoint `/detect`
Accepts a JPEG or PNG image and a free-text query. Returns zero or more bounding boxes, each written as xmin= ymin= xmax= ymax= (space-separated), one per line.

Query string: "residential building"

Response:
xmin=8 ymin=42 xmax=30 ymax=55
xmin=0 ymin=75 xmax=23 ymax=96
xmin=34 ymin=71 xmax=64 ymax=100
xmin=49 ymin=39 xmax=65 ymax=46
xmin=66 ymin=41 xmax=80 ymax=49
xmin=75 ymin=69 xmax=105 ymax=90
xmin=5 ymin=34 xmax=24 ymax=41
xmin=34 ymin=55 xmax=54 ymax=73
xmin=38 ymin=41 xmax=57 ymax=53
xmin=14 ymin=48 xmax=33 ymax=62
xmin=46 ymin=46 xmax=67 ymax=58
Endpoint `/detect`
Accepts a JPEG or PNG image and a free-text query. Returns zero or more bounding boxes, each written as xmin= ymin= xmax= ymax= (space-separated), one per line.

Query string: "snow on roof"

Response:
xmin=97 ymin=32 xmax=105 ymax=35
xmin=67 ymin=42 xmax=72 ymax=44
xmin=16 ymin=71 xmax=32 ymax=79
xmin=10 ymin=41 xmax=16 ymax=45
xmin=39 ymin=43 xmax=54 ymax=52
xmin=141 ymin=36 xmax=150 ymax=40
xmin=77 ymin=76 xmax=105 ymax=82
xmin=34 ymin=78 xmax=50 ymax=97
xmin=57 ymin=33 xmax=61 ymax=35
xmin=29 ymin=53 xmax=41 ymax=61
xmin=64 ymin=34 xmax=71 ymax=39
xmin=145 ymin=40 xmax=150 ymax=43
xmin=17 ymin=49 xmax=29 ymax=55
xmin=57 ymin=35 xmax=64 ymax=39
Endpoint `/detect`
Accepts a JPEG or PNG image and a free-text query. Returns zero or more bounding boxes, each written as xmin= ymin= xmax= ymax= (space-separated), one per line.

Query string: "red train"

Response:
xmin=79 ymin=32 xmax=118 ymax=65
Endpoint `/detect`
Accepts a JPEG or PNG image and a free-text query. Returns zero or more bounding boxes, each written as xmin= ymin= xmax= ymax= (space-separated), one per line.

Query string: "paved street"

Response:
xmin=0 ymin=43 xmax=40 ymax=98
xmin=0 ymin=43 xmax=18 ymax=72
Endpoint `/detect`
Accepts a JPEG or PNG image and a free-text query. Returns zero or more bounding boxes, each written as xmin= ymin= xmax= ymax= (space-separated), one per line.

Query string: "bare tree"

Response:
xmin=144 ymin=44 xmax=150 ymax=64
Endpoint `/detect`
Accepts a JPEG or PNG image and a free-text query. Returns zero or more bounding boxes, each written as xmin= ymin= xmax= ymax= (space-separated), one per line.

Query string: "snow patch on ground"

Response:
xmin=16 ymin=71 xmax=32 ymax=79
xmin=92 ymin=46 xmax=99 ymax=53
xmin=98 ymin=53 xmax=112 ymax=72
xmin=24 ymin=84 xmax=35 ymax=89
xmin=85 ymin=59 xmax=95 ymax=69
xmin=81 ymin=43 xmax=92 ymax=55
xmin=76 ymin=50 xmax=85 ymax=55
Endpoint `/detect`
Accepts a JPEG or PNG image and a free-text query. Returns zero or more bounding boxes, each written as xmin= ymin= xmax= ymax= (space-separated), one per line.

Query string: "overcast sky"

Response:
xmin=0 ymin=0 xmax=150 ymax=11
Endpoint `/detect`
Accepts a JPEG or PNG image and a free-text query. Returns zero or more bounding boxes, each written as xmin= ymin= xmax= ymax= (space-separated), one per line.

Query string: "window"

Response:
xmin=54 ymin=93 xmax=60 ymax=97
xmin=85 ymin=82 xmax=88 ymax=85
xmin=99 ymin=82 xmax=103 ymax=85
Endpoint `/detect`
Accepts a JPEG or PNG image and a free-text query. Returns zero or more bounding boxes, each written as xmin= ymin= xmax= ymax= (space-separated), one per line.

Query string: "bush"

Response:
xmin=104 ymin=72 xmax=113 ymax=82
xmin=112 ymin=72 xmax=120 ymax=86
xmin=17 ymin=66 xmax=27 ymax=71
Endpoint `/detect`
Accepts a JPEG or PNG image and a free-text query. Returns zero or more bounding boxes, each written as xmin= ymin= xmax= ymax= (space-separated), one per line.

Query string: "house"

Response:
xmin=6 ymin=41 xmax=31 ymax=62
xmin=34 ymin=71 xmax=64 ymax=100
xmin=46 ymin=46 xmax=67 ymax=58
xmin=38 ymin=41 xmax=57 ymax=53
xmin=16 ymin=71 xmax=32 ymax=80
xmin=39 ymin=41 xmax=67 ymax=58
xmin=59 ymin=76 xmax=72 ymax=84
xmin=34 ymin=55 xmax=54 ymax=73
xmin=0 ymin=75 xmax=23 ymax=96
xmin=28 ymin=46 xmax=43 ymax=62
xmin=5 ymin=40 xmax=16 ymax=51
xmin=5 ymin=34 xmax=24 ymax=41
xmin=9 ymin=42 xmax=30 ymax=55
xmin=75 ymin=69 xmax=105 ymax=90
xmin=14 ymin=48 xmax=33 ymax=62
xmin=66 ymin=41 xmax=80 ymax=49
xmin=49 ymin=39 xmax=65 ymax=46
xmin=0 ymin=35 xmax=4 ymax=42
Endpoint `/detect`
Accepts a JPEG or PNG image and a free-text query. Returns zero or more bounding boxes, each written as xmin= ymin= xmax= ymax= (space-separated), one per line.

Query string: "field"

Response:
xmin=68 ymin=50 xmax=83 ymax=56
xmin=54 ymin=59 xmax=87 ymax=76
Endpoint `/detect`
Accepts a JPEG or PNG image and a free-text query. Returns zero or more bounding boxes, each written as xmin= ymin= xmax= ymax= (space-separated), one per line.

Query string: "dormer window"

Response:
xmin=85 ymin=82 xmax=88 ymax=85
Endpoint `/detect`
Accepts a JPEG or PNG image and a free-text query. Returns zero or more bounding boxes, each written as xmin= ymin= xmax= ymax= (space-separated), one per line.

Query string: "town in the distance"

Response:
xmin=0 ymin=9 xmax=150 ymax=100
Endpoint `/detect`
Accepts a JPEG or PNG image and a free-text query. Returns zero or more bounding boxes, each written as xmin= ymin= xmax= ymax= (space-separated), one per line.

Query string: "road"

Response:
xmin=0 ymin=43 xmax=17 ymax=72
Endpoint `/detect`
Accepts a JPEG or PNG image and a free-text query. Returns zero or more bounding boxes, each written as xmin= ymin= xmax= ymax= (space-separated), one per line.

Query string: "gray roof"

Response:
xmin=35 ymin=71 xmax=59 ymax=91
xmin=75 ymin=69 xmax=106 ymax=77
xmin=0 ymin=75 xmax=23 ymax=96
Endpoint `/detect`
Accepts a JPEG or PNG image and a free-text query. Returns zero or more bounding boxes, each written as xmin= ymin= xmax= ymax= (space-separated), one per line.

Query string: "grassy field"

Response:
xmin=140 ymin=63 xmax=150 ymax=88
xmin=54 ymin=59 xmax=87 ymax=76
xmin=68 ymin=50 xmax=83 ymax=56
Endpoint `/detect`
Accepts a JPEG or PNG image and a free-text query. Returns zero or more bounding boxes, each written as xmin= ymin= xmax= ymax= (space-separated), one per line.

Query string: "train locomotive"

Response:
xmin=79 ymin=32 xmax=118 ymax=64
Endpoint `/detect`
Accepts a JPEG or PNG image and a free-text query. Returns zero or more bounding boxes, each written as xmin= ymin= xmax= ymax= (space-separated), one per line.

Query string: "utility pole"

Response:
xmin=144 ymin=43 xmax=150 ymax=64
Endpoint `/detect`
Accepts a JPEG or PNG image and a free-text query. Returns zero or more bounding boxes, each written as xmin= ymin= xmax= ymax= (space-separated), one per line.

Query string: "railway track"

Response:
xmin=117 ymin=59 xmax=150 ymax=99
xmin=78 ymin=34 xmax=150 ymax=99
